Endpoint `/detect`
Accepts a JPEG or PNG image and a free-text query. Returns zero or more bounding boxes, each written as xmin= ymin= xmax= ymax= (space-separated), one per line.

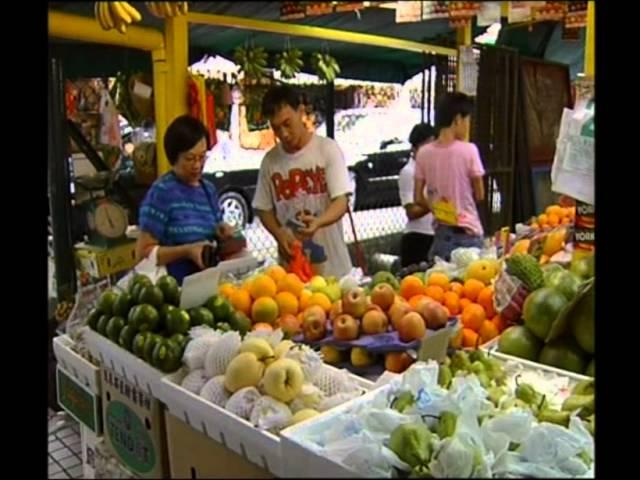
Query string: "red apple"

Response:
xmin=329 ymin=300 xmax=343 ymax=323
xmin=371 ymin=283 xmax=396 ymax=311
xmin=342 ymin=287 xmax=368 ymax=319
xmin=333 ymin=314 xmax=360 ymax=341
xmin=279 ymin=314 xmax=302 ymax=337
xmin=389 ymin=302 xmax=413 ymax=330
xmin=361 ymin=309 xmax=389 ymax=335
xmin=418 ymin=301 xmax=449 ymax=330
xmin=303 ymin=306 xmax=327 ymax=342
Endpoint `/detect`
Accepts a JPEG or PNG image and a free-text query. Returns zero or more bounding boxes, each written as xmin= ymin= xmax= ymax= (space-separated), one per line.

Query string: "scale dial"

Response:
xmin=94 ymin=201 xmax=128 ymax=239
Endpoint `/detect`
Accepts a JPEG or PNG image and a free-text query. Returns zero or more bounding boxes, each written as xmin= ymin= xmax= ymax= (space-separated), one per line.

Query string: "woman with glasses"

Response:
xmin=136 ymin=115 xmax=233 ymax=285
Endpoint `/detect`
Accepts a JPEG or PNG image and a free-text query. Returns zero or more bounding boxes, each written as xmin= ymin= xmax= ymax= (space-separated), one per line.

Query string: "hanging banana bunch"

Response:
xmin=275 ymin=48 xmax=304 ymax=80
xmin=146 ymin=2 xmax=189 ymax=18
xmin=95 ymin=2 xmax=142 ymax=34
xmin=234 ymin=46 xmax=269 ymax=81
xmin=311 ymin=52 xmax=341 ymax=83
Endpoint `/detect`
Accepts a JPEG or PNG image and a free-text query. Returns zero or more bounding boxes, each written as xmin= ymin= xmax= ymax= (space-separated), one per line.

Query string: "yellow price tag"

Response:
xmin=432 ymin=199 xmax=459 ymax=225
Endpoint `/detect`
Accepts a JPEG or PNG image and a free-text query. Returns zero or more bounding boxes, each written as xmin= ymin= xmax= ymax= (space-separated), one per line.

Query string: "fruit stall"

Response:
xmin=49 ymin=3 xmax=595 ymax=479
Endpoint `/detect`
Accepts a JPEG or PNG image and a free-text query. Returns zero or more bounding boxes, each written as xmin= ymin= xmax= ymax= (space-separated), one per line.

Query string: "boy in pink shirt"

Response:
xmin=414 ymin=93 xmax=486 ymax=262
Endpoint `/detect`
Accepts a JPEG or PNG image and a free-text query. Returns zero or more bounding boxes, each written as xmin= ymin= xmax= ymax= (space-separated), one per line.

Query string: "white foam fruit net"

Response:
xmin=199 ymin=375 xmax=230 ymax=407
xmin=243 ymin=329 xmax=285 ymax=349
xmin=289 ymin=383 xmax=326 ymax=413
xmin=180 ymin=369 xmax=209 ymax=395
xmin=204 ymin=331 xmax=242 ymax=378
xmin=312 ymin=366 xmax=361 ymax=397
xmin=250 ymin=396 xmax=293 ymax=434
xmin=284 ymin=344 xmax=324 ymax=382
xmin=183 ymin=331 xmax=221 ymax=372
xmin=225 ymin=386 xmax=262 ymax=420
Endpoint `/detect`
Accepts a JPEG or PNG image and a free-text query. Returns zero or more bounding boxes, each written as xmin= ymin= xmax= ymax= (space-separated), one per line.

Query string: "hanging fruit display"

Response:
xmin=234 ymin=46 xmax=269 ymax=82
xmin=310 ymin=52 xmax=341 ymax=83
xmin=95 ymin=2 xmax=142 ymax=34
xmin=275 ymin=48 xmax=304 ymax=80
xmin=146 ymin=2 xmax=189 ymax=18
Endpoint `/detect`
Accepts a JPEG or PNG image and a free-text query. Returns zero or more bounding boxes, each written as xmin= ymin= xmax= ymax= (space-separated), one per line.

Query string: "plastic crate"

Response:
xmin=158 ymin=365 xmax=375 ymax=478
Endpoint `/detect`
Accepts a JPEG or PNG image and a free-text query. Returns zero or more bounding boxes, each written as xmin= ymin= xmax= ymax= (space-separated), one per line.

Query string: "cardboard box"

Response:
xmin=75 ymin=241 xmax=137 ymax=278
xmin=80 ymin=424 xmax=101 ymax=479
xmin=101 ymin=368 xmax=168 ymax=479
xmin=165 ymin=412 xmax=272 ymax=479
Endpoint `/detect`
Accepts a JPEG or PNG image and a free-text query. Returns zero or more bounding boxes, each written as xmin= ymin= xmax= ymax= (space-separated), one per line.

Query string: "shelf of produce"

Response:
xmin=280 ymin=355 xmax=593 ymax=478
xmin=53 ymin=334 xmax=101 ymax=395
xmin=159 ymin=365 xmax=375 ymax=478
xmin=83 ymin=327 xmax=165 ymax=398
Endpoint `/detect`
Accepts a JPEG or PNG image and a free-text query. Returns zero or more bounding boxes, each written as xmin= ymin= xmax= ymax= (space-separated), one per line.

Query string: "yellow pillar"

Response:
xmin=164 ymin=15 xmax=189 ymax=126
xmin=584 ymin=1 xmax=595 ymax=77
xmin=457 ymin=23 xmax=472 ymax=140
xmin=152 ymin=48 xmax=170 ymax=175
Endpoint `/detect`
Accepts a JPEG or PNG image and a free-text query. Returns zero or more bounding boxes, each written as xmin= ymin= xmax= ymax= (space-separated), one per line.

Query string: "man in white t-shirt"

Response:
xmin=252 ymin=85 xmax=353 ymax=278
xmin=398 ymin=123 xmax=437 ymax=267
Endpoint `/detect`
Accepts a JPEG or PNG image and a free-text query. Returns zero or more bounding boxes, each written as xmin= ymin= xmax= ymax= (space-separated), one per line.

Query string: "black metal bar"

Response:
xmin=421 ymin=52 xmax=426 ymax=123
xmin=67 ymin=119 xmax=111 ymax=172
xmin=48 ymin=57 xmax=77 ymax=301
xmin=326 ymin=81 xmax=335 ymax=139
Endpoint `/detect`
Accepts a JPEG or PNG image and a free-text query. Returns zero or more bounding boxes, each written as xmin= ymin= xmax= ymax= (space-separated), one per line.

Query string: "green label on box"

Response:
xmin=106 ymin=400 xmax=156 ymax=474
xmin=56 ymin=367 xmax=100 ymax=433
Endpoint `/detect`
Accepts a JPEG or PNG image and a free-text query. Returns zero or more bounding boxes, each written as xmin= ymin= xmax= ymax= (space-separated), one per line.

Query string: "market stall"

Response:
xmin=49 ymin=2 xmax=595 ymax=479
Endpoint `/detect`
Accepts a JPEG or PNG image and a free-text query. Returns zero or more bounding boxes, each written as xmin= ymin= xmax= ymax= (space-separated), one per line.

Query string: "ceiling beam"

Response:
xmin=187 ymin=12 xmax=457 ymax=57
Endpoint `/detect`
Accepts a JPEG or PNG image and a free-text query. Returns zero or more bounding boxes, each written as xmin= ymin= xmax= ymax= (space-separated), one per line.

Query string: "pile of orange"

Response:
xmin=218 ymin=266 xmax=331 ymax=330
xmin=401 ymin=273 xmax=506 ymax=349
xmin=530 ymin=204 xmax=575 ymax=231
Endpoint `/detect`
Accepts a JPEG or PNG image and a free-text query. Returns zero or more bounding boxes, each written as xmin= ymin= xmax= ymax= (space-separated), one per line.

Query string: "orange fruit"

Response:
xmin=492 ymin=314 xmax=507 ymax=332
xmin=252 ymin=322 xmax=274 ymax=332
xmin=477 ymin=286 xmax=496 ymax=318
xmin=251 ymin=297 xmax=279 ymax=325
xmin=462 ymin=328 xmax=480 ymax=349
xmin=278 ymin=273 xmax=305 ymax=297
xmin=450 ymin=282 xmax=464 ymax=297
xmin=242 ymin=277 xmax=254 ymax=295
xmin=230 ymin=289 xmax=252 ymax=316
xmin=568 ymin=207 xmax=576 ymax=219
xmin=546 ymin=205 xmax=562 ymax=217
xmin=459 ymin=298 xmax=472 ymax=311
xmin=400 ymin=275 xmax=425 ymax=300
xmin=479 ymin=320 xmax=499 ymax=343
xmin=547 ymin=213 xmax=560 ymax=227
xmin=443 ymin=291 xmax=461 ymax=316
xmin=299 ymin=289 xmax=313 ymax=311
xmin=308 ymin=292 xmax=332 ymax=313
xmin=427 ymin=273 xmax=450 ymax=291
xmin=424 ymin=285 xmax=445 ymax=304
xmin=558 ymin=207 xmax=569 ymax=219
xmin=461 ymin=303 xmax=486 ymax=331
xmin=463 ymin=279 xmax=485 ymax=302
xmin=276 ymin=291 xmax=299 ymax=316
xmin=218 ymin=283 xmax=237 ymax=300
xmin=266 ymin=265 xmax=287 ymax=284
xmin=561 ymin=217 xmax=571 ymax=225
xmin=538 ymin=213 xmax=549 ymax=226
xmin=450 ymin=327 xmax=464 ymax=349
xmin=250 ymin=275 xmax=277 ymax=299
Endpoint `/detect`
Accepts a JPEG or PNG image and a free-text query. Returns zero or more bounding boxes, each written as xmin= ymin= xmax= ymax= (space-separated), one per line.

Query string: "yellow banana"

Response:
xmin=163 ymin=2 xmax=176 ymax=17
xmin=100 ymin=2 xmax=115 ymax=30
xmin=178 ymin=2 xmax=188 ymax=15
xmin=95 ymin=2 xmax=106 ymax=30
xmin=146 ymin=2 xmax=161 ymax=17
xmin=171 ymin=2 xmax=182 ymax=17
xmin=120 ymin=1 xmax=142 ymax=23
xmin=112 ymin=2 xmax=132 ymax=24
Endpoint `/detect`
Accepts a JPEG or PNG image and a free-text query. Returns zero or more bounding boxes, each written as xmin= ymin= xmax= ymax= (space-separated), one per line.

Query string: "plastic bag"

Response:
xmin=317 ymin=390 xmax=363 ymax=412
xmin=322 ymin=430 xmax=394 ymax=478
xmin=249 ymin=396 xmax=292 ymax=433
xmin=243 ymin=328 xmax=284 ymax=349
xmin=180 ymin=369 xmax=209 ymax=395
xmin=116 ymin=246 xmax=168 ymax=291
xmin=199 ymin=375 xmax=230 ymax=407
xmin=225 ymin=387 xmax=261 ymax=420
xmin=204 ymin=331 xmax=241 ymax=377
xmin=285 ymin=344 xmax=324 ymax=382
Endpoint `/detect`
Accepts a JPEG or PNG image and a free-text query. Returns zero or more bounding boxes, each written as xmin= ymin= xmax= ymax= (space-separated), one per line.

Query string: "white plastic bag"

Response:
xmin=180 ymin=369 xmax=209 ymax=395
xmin=289 ymin=383 xmax=326 ymax=413
xmin=249 ymin=396 xmax=292 ymax=433
xmin=199 ymin=375 xmax=230 ymax=407
xmin=225 ymin=387 xmax=262 ymax=420
xmin=116 ymin=246 xmax=168 ymax=290
xmin=317 ymin=390 xmax=363 ymax=412
xmin=285 ymin=344 xmax=325 ymax=382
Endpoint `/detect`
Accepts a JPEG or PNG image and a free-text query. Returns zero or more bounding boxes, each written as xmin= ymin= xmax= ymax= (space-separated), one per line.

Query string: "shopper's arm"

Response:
xmin=414 ymin=178 xmax=431 ymax=212
xmin=136 ymin=231 xmax=206 ymax=269
xmin=256 ymin=208 xmax=295 ymax=260
xmin=471 ymin=176 xmax=485 ymax=203
xmin=298 ymin=195 xmax=349 ymax=237
xmin=404 ymin=203 xmax=430 ymax=220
